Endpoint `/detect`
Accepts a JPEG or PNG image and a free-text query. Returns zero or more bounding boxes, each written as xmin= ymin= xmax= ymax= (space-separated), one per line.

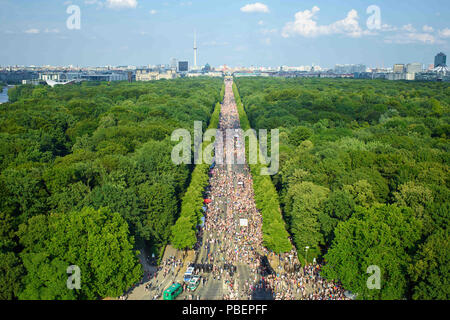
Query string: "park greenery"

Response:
xmin=171 ymin=83 xmax=225 ymax=250
xmin=1 ymin=75 xmax=447 ymax=301
xmin=171 ymin=100 xmax=223 ymax=250
xmin=0 ymin=78 xmax=222 ymax=299
xmin=235 ymin=77 xmax=449 ymax=300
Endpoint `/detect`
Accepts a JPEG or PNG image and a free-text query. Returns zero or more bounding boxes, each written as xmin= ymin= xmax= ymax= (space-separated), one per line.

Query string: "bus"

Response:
xmin=163 ymin=283 xmax=183 ymax=300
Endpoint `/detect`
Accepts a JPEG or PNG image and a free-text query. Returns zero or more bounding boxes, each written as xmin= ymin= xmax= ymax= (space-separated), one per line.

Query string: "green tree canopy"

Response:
xmin=322 ymin=204 xmax=422 ymax=300
xmin=17 ymin=207 xmax=142 ymax=300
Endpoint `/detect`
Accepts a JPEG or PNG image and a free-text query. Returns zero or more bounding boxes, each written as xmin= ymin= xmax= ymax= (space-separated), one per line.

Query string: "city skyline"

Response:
xmin=0 ymin=0 xmax=449 ymax=68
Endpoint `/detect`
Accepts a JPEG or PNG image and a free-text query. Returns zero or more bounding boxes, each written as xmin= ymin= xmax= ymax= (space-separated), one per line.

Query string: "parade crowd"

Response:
xmin=196 ymin=79 xmax=348 ymax=300
xmin=136 ymin=79 xmax=348 ymax=301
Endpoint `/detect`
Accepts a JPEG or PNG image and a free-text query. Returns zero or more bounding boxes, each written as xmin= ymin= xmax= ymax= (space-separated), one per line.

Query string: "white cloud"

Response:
xmin=402 ymin=24 xmax=416 ymax=32
xmin=407 ymin=33 xmax=436 ymax=43
xmin=241 ymin=2 xmax=269 ymax=13
xmin=423 ymin=25 xmax=434 ymax=33
xmin=150 ymin=9 xmax=157 ymax=14
xmin=380 ymin=24 xmax=397 ymax=32
xmin=384 ymin=32 xmax=438 ymax=44
xmin=260 ymin=28 xmax=277 ymax=35
xmin=282 ymin=6 xmax=371 ymax=38
xmin=328 ymin=9 xmax=372 ymax=37
xmin=280 ymin=9 xmax=443 ymax=45
xmin=258 ymin=20 xmax=264 ymax=25
xmin=25 ymin=28 xmax=40 ymax=34
xmin=382 ymin=23 xmax=447 ymax=45
xmin=438 ymin=28 xmax=450 ymax=38
xmin=44 ymin=28 xmax=60 ymax=33
xmin=106 ymin=0 xmax=137 ymax=9
xmin=282 ymin=6 xmax=323 ymax=38
xmin=85 ymin=0 xmax=104 ymax=9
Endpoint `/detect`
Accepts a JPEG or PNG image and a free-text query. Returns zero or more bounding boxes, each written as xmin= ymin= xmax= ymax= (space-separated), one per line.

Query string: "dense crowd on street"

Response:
xmin=194 ymin=79 xmax=348 ymax=300
xmin=132 ymin=79 xmax=348 ymax=301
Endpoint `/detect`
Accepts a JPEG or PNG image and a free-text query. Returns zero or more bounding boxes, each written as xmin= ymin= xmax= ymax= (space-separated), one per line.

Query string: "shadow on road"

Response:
xmin=251 ymin=279 xmax=274 ymax=300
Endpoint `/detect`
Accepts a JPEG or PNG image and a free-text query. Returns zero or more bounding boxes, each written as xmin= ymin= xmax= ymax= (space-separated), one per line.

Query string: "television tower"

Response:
xmin=193 ymin=30 xmax=197 ymax=68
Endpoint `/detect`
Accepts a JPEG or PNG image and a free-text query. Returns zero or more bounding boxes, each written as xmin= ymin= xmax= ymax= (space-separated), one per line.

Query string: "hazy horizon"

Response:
xmin=0 ymin=0 xmax=449 ymax=68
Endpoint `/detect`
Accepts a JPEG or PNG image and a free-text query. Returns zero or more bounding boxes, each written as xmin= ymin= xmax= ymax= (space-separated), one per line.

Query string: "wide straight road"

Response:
xmin=131 ymin=78 xmax=347 ymax=301
xmin=187 ymin=78 xmax=274 ymax=300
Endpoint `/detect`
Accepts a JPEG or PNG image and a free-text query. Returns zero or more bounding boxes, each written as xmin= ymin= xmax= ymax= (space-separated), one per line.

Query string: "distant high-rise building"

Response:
xmin=434 ymin=52 xmax=447 ymax=67
xmin=170 ymin=58 xmax=178 ymax=71
xmin=387 ymin=72 xmax=415 ymax=81
xmin=334 ymin=64 xmax=366 ymax=74
xmin=393 ymin=64 xmax=405 ymax=73
xmin=406 ymin=63 xmax=422 ymax=74
xmin=178 ymin=61 xmax=188 ymax=72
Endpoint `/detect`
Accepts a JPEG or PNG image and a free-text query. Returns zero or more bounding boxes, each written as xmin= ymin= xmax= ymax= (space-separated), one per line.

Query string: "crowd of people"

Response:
xmin=193 ymin=79 xmax=348 ymax=300
xmin=133 ymin=79 xmax=348 ymax=301
xmin=158 ymin=255 xmax=184 ymax=279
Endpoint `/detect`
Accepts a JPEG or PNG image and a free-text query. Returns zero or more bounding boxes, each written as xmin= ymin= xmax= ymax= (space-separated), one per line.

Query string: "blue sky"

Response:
xmin=0 ymin=0 xmax=449 ymax=68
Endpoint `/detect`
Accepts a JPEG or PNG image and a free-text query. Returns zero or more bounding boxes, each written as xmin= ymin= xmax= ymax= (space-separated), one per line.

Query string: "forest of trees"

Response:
xmin=1 ymin=76 xmax=448 ymax=301
xmin=171 ymin=84 xmax=226 ymax=250
xmin=0 ymin=78 xmax=223 ymax=299
xmin=235 ymin=77 xmax=449 ymax=300
xmin=171 ymin=93 xmax=224 ymax=250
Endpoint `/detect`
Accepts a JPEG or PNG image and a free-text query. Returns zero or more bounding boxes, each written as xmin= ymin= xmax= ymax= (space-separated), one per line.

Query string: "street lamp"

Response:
xmin=304 ymin=246 xmax=309 ymax=267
